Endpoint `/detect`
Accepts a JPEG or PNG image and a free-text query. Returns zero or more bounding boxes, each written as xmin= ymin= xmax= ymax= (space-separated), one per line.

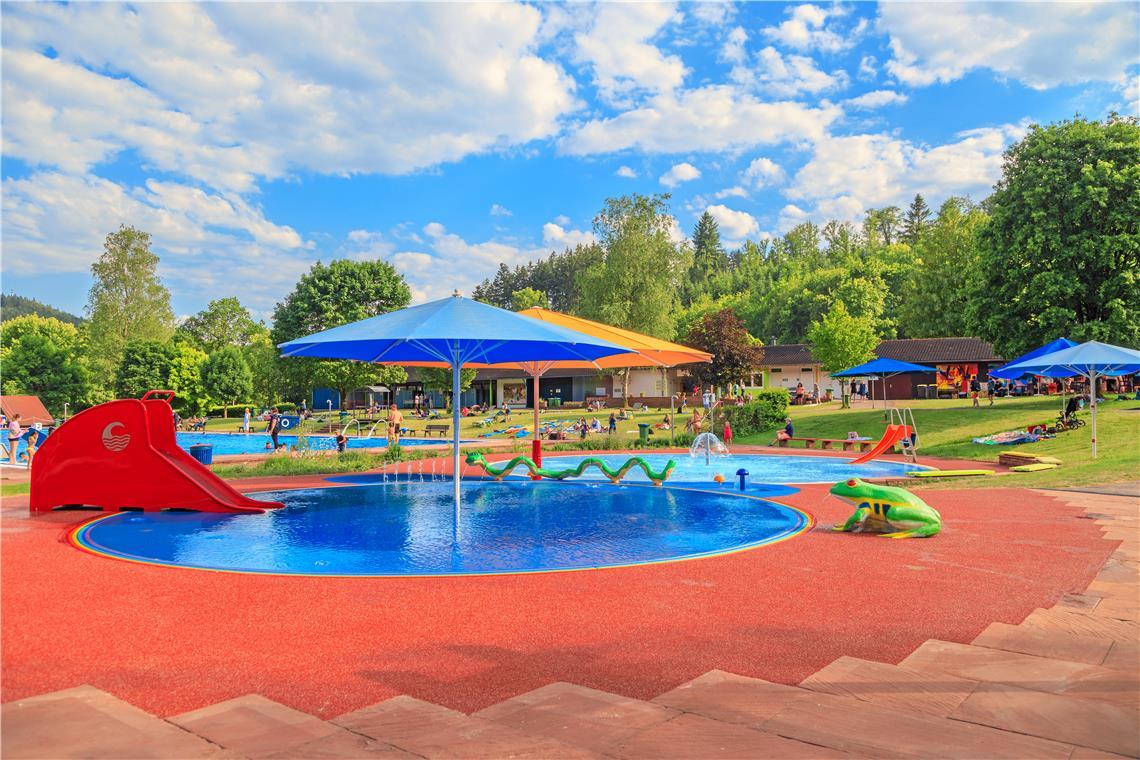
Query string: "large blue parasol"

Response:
xmin=988 ymin=337 xmax=1079 ymax=380
xmin=279 ymin=292 xmax=628 ymax=504
xmin=997 ymin=340 xmax=1140 ymax=458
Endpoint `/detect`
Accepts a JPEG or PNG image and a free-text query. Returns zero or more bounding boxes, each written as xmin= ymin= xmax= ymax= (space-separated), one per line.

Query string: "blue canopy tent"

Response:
xmin=989 ymin=338 xmax=1079 ymax=381
xmin=832 ymin=357 xmax=938 ymax=408
xmin=278 ymin=292 xmax=628 ymax=504
xmin=998 ymin=341 xmax=1140 ymax=458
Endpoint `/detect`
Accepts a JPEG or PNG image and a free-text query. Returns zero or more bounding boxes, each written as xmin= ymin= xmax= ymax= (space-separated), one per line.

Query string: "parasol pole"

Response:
xmin=452 ymin=341 xmax=462 ymax=508
xmin=1090 ymin=368 xmax=1098 ymax=459
xmin=533 ymin=370 xmax=542 ymax=466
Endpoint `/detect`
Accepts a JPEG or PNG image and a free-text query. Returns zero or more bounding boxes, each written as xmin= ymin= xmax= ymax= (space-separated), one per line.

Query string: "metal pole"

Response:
xmin=532 ymin=371 xmax=542 ymax=466
xmin=452 ymin=344 xmax=461 ymax=507
xmin=1090 ymin=369 xmax=1098 ymax=459
xmin=669 ymin=395 xmax=675 ymax=446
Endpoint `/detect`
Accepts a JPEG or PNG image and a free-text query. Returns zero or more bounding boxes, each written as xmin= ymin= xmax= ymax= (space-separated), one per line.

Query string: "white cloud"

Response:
xmin=553 ymin=214 xmax=572 ymax=226
xmin=880 ymin=2 xmax=1139 ymax=90
xmin=713 ymin=186 xmax=749 ymax=199
xmin=615 ymin=165 xmax=638 ymax=178
xmin=784 ymin=125 xmax=1026 ymax=223
xmin=706 ymin=204 xmax=759 ymax=240
xmin=561 ymin=86 xmax=842 ymax=154
xmin=843 ymin=90 xmax=908 ymax=110
xmin=2 ymin=2 xmax=579 ymax=190
xmin=542 ymin=221 xmax=595 ymax=248
xmin=490 ymin=204 xmax=513 ymax=217
xmin=2 ymin=172 xmax=311 ymax=311
xmin=747 ymin=46 xmax=849 ymax=97
xmin=858 ymin=55 xmax=877 ymax=81
xmin=742 ymin=157 xmax=785 ymax=188
xmin=721 ymin=26 xmax=749 ymax=66
xmin=572 ymin=2 xmax=686 ymax=106
xmin=660 ymin=162 xmax=701 ymax=187
xmin=690 ymin=2 xmax=735 ymax=27
xmin=763 ymin=4 xmax=861 ymax=54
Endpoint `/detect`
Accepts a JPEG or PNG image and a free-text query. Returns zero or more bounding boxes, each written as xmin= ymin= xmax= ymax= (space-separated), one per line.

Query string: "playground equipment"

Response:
xmin=29 ymin=391 xmax=283 ymax=514
xmin=829 ymin=478 xmax=941 ymax=538
xmin=689 ymin=432 xmax=729 ymax=465
xmin=466 ymin=452 xmax=676 ymax=486
xmin=850 ymin=407 xmax=918 ymax=465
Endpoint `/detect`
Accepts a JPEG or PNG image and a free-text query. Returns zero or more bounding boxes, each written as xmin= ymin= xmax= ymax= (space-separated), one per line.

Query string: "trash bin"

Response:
xmin=548 ymin=397 xmax=561 ymax=408
xmin=188 ymin=444 xmax=214 ymax=465
xmin=637 ymin=423 xmax=651 ymax=445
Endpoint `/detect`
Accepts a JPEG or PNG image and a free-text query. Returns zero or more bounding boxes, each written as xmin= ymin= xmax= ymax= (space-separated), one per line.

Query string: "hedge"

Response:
xmin=204 ymin=402 xmax=297 ymax=417
xmin=719 ymin=388 xmax=790 ymax=437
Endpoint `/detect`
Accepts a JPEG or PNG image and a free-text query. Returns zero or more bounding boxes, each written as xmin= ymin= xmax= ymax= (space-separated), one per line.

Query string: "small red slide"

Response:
xmin=849 ymin=424 xmax=912 ymax=465
xmin=30 ymin=392 xmax=282 ymax=514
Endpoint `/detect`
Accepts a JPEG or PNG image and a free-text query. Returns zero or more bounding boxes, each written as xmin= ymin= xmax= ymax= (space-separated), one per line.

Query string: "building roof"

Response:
xmin=875 ymin=337 xmax=1003 ymax=365
xmin=0 ymin=395 xmax=54 ymax=425
xmin=760 ymin=344 xmax=815 ymax=366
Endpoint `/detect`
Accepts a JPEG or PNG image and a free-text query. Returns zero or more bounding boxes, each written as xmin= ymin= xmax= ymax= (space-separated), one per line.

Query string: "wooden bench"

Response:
xmin=424 ymin=423 xmax=450 ymax=438
xmin=777 ymin=437 xmax=873 ymax=452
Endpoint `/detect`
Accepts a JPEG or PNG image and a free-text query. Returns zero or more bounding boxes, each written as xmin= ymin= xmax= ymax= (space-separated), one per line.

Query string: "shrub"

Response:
xmin=719 ymin=388 xmax=789 ymax=436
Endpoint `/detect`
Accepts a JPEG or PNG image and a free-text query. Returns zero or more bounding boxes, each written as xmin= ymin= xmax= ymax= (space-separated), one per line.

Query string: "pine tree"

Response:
xmin=684 ymin=211 xmax=727 ymax=305
xmin=902 ymin=194 xmax=932 ymax=245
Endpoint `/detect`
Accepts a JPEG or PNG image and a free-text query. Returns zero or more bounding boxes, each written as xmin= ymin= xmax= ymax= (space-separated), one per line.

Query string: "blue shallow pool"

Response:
xmin=510 ymin=452 xmax=924 ymax=484
xmin=72 ymin=481 xmax=810 ymax=576
xmin=174 ymin=432 xmax=454 ymax=456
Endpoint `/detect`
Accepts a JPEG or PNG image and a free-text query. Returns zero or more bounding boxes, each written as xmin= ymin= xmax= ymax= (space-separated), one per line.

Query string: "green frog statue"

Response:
xmin=829 ymin=478 xmax=942 ymax=539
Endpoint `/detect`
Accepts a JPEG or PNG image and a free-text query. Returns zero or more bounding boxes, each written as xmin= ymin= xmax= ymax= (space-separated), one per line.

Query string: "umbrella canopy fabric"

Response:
xmin=988 ymin=338 xmax=1079 ymax=380
xmin=998 ymin=340 xmax=1140 ymax=459
xmin=278 ymin=294 xmax=629 ymax=504
xmin=831 ymin=357 xmax=937 ymax=377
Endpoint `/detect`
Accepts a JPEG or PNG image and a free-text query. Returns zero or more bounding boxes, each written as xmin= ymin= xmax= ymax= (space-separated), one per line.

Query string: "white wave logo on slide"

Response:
xmin=101 ymin=422 xmax=131 ymax=452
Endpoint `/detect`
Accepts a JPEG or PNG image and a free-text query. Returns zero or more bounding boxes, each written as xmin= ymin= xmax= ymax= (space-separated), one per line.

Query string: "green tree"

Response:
xmin=901 ymin=194 xmax=932 ymax=245
xmin=167 ymin=341 xmax=211 ymax=415
xmin=0 ymin=294 xmax=83 ymax=325
xmin=178 ymin=297 xmax=261 ymax=352
xmin=898 ymin=198 xmax=986 ymax=337
xmin=271 ymin=259 xmax=412 ymax=404
xmin=510 ymin=287 xmax=548 ymax=311
xmin=113 ymin=340 xmax=176 ymax=399
xmin=682 ymin=308 xmax=764 ymax=390
xmin=418 ymin=367 xmax=477 ymax=410
xmin=86 ymin=226 xmax=175 ymax=375
xmin=0 ymin=317 xmax=92 ymax=413
xmin=971 ymin=115 xmax=1140 ymax=356
xmin=684 ymin=211 xmax=727 ymax=305
xmin=807 ymin=302 xmax=879 ymax=407
xmin=577 ymin=194 xmax=688 ymax=401
xmin=202 ymin=346 xmax=253 ymax=415
xmin=243 ymin=329 xmax=287 ymax=406
xmin=863 ymin=206 xmax=902 ymax=246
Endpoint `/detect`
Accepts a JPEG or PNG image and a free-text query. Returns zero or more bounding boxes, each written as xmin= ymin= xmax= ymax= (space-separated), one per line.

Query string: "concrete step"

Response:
xmin=799 ymin=655 xmax=978 ymax=717
xmin=972 ymin=621 xmax=1115 ymax=665
xmin=900 ymin=640 xmax=1139 ymax=707
xmin=169 ymin=694 xmax=348 ymax=758
xmin=335 ymin=694 xmax=593 ymax=759
xmin=952 ymin=681 xmax=1140 ymax=758
xmin=612 ymin=712 xmax=849 ymax=759
xmin=651 ymin=669 xmax=812 ymax=727
xmin=1 ymin=685 xmax=222 ymax=759
xmin=760 ymin=687 xmax=1073 ymax=758
xmin=1022 ymin=607 xmax=1140 ymax=643
xmin=473 ymin=682 xmax=679 ymax=757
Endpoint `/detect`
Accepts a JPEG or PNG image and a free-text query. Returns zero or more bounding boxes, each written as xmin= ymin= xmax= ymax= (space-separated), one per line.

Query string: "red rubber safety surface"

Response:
xmin=0 ymin=482 xmax=1115 ymax=719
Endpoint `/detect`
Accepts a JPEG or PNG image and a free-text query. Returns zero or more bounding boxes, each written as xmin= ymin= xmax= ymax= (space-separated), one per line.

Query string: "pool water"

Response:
xmin=512 ymin=453 xmax=924 ymax=484
xmin=174 ymin=432 xmax=453 ymax=456
xmin=71 ymin=480 xmax=810 ymax=576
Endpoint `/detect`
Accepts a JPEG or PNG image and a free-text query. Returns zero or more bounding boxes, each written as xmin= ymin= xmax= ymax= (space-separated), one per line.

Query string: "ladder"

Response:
xmin=889 ymin=406 xmax=919 ymax=462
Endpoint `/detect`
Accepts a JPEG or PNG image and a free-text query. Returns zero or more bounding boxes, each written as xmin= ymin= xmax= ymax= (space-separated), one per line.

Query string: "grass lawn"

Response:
xmin=737 ymin=395 xmax=1140 ymax=490
xmin=1 ymin=482 xmax=30 ymax=497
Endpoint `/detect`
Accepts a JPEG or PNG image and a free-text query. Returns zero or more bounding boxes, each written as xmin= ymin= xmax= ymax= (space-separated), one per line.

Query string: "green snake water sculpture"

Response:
xmin=465 ymin=452 xmax=676 ymax=486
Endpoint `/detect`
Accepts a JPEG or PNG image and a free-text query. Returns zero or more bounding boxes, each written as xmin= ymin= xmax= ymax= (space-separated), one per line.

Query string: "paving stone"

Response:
xmin=973 ymin=621 xmax=1113 ymax=665
xmin=1102 ymin=639 xmax=1140 ymax=674
xmin=170 ymin=694 xmax=340 ymax=758
xmin=800 ymin=656 xmax=977 ymax=717
xmin=952 ymin=681 xmax=1140 ymax=758
xmin=1096 ymin=560 xmax=1140 ymax=584
xmin=263 ymin=729 xmax=416 ymax=758
xmin=651 ymin=669 xmax=811 ymax=726
xmin=332 ymin=696 xmax=469 ymax=746
xmin=615 ymin=713 xmax=847 ymax=759
xmin=474 ymin=682 xmax=678 ymax=755
xmin=1087 ymin=580 xmax=1140 ymax=599
xmin=1069 ymin=748 xmax=1136 ymax=759
xmin=900 ymin=640 xmax=1139 ymax=706
xmin=761 ymin=689 xmax=1072 ymax=759
xmin=1059 ymin=592 xmax=1102 ymax=610
xmin=384 ymin=714 xmax=600 ymax=759
xmin=1022 ymin=608 xmax=1139 ymax=644
xmin=2 ymin=685 xmax=220 ymax=759
xmin=1090 ymin=597 xmax=1140 ymax=622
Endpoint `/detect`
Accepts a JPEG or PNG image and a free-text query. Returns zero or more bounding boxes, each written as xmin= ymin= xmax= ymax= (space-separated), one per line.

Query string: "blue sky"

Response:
xmin=2 ymin=1 xmax=1136 ymax=319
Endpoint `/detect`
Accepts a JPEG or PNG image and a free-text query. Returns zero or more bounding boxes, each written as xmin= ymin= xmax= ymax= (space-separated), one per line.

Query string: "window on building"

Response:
xmin=770 ymin=368 xmax=782 ymax=373
xmin=801 ymin=367 xmax=813 ymax=372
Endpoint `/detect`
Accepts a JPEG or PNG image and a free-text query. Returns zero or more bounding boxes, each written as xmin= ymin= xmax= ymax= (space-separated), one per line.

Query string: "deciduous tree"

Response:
xmin=683 ymin=308 xmax=764 ymax=390
xmin=807 ymin=302 xmax=879 ymax=407
xmin=178 ymin=297 xmax=261 ymax=352
xmin=202 ymin=347 xmax=253 ymax=416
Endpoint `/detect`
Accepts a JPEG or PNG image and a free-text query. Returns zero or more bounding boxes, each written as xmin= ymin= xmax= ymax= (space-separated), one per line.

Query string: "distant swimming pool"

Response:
xmin=71 ymin=480 xmax=811 ymax=576
xmin=174 ymin=432 xmax=455 ymax=456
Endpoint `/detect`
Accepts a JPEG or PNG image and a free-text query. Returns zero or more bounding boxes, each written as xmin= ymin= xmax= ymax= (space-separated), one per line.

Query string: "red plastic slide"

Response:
xmin=30 ymin=392 xmax=282 ymax=514
xmin=849 ymin=424 xmax=912 ymax=465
